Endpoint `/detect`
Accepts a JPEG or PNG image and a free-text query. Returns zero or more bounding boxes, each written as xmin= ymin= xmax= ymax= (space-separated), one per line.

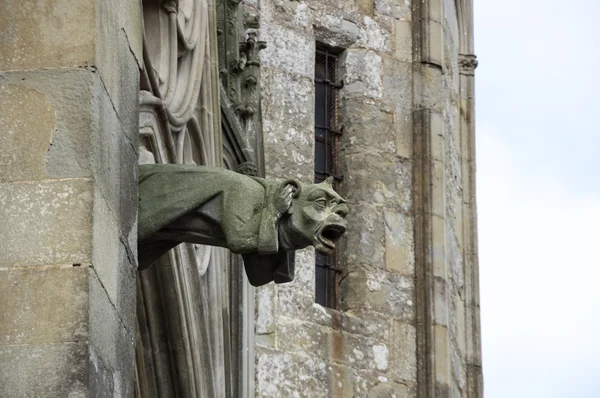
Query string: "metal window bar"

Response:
xmin=314 ymin=47 xmax=343 ymax=309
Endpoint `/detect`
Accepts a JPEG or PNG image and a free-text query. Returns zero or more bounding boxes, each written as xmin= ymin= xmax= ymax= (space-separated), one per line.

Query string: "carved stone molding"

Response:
xmin=135 ymin=1 xmax=256 ymax=397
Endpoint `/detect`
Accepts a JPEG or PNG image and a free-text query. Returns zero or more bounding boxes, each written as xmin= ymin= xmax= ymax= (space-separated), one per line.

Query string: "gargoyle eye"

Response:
xmin=315 ymin=198 xmax=327 ymax=207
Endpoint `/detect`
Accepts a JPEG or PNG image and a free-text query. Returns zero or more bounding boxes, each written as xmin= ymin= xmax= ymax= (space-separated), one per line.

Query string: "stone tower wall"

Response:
xmin=0 ymin=1 xmax=142 ymax=396
xmin=252 ymin=0 xmax=481 ymax=396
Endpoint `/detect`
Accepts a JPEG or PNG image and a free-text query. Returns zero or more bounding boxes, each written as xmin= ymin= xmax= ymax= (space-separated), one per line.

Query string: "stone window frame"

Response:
xmin=314 ymin=43 xmax=344 ymax=309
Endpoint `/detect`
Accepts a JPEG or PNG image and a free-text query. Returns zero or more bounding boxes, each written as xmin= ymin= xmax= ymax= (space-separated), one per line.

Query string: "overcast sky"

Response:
xmin=475 ymin=1 xmax=600 ymax=397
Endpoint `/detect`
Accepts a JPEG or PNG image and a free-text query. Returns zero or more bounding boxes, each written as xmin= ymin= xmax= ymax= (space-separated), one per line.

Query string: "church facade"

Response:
xmin=0 ymin=0 xmax=481 ymax=397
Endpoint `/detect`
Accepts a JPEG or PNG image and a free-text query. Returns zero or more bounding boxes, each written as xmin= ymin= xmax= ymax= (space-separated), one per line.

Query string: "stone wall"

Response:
xmin=252 ymin=0 xmax=481 ymax=397
xmin=0 ymin=0 xmax=142 ymax=396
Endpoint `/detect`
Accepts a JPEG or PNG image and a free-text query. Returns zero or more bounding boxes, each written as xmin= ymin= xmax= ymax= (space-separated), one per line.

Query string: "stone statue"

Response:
xmin=138 ymin=164 xmax=349 ymax=286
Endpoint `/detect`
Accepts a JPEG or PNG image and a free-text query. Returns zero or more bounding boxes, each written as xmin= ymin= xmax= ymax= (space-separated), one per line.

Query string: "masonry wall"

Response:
xmin=0 ymin=0 xmax=142 ymax=396
xmin=252 ymin=0 xmax=481 ymax=396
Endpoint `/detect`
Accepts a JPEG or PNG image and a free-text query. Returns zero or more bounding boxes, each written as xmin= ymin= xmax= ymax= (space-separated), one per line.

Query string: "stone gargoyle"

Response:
xmin=138 ymin=164 xmax=349 ymax=286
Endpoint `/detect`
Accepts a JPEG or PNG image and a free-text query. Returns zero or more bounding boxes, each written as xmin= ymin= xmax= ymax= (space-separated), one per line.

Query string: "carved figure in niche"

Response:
xmin=138 ymin=164 xmax=349 ymax=286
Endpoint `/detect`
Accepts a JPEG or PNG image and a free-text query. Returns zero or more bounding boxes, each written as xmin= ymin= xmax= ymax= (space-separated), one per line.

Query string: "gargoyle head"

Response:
xmin=283 ymin=177 xmax=349 ymax=255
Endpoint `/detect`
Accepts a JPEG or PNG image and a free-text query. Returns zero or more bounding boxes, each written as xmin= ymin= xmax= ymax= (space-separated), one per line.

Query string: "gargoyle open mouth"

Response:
xmin=315 ymin=224 xmax=346 ymax=254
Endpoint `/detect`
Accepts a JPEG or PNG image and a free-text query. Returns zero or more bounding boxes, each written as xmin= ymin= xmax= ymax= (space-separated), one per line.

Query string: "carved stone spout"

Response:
xmin=138 ymin=164 xmax=349 ymax=286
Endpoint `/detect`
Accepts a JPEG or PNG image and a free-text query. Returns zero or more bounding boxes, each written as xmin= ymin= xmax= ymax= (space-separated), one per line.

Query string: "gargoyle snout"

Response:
xmin=333 ymin=203 xmax=349 ymax=218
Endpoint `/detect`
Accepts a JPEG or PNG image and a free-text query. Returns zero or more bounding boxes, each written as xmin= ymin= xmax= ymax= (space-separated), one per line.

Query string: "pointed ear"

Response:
xmin=324 ymin=176 xmax=334 ymax=186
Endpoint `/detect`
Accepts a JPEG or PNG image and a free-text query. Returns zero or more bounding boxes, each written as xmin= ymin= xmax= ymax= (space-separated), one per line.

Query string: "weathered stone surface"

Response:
xmin=390 ymin=321 xmax=417 ymax=383
xmin=252 ymin=0 xmax=481 ymax=395
xmin=313 ymin=15 xmax=361 ymax=48
xmin=260 ymin=25 xmax=314 ymax=79
xmin=357 ymin=16 xmax=391 ymax=52
xmin=0 ymin=342 xmax=88 ymax=398
xmin=375 ymin=0 xmax=412 ymax=20
xmin=0 ymin=267 xmax=88 ymax=345
xmin=89 ymin=271 xmax=135 ymax=398
xmin=384 ymin=211 xmax=414 ymax=275
xmin=256 ymin=347 xmax=353 ymax=397
xmin=256 ymin=284 xmax=277 ymax=336
xmin=382 ymin=58 xmax=412 ymax=106
xmin=0 ymin=83 xmax=55 ymax=182
xmin=340 ymin=97 xmax=396 ymax=154
xmin=0 ymin=69 xmax=96 ymax=180
xmin=344 ymin=204 xmax=385 ymax=268
xmin=354 ymin=369 xmax=415 ymax=398
xmin=0 ymin=179 xmax=93 ymax=267
xmin=343 ymin=152 xmax=411 ymax=212
xmin=0 ymin=0 xmax=94 ymax=71
xmin=92 ymin=77 xmax=139 ymax=238
xmin=393 ymin=20 xmax=413 ymax=63
xmin=92 ymin=188 xmax=137 ymax=333
xmin=341 ymin=267 xmax=414 ymax=321
xmin=96 ymin=1 xmax=141 ymax=131
xmin=341 ymin=50 xmax=383 ymax=99
xmin=261 ymin=68 xmax=314 ymax=132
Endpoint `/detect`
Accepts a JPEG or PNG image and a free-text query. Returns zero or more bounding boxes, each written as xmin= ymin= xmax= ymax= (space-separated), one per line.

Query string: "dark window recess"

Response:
xmin=314 ymin=46 xmax=343 ymax=309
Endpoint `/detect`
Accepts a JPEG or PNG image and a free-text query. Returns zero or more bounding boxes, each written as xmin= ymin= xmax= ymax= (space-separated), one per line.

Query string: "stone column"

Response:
xmin=0 ymin=0 xmax=142 ymax=396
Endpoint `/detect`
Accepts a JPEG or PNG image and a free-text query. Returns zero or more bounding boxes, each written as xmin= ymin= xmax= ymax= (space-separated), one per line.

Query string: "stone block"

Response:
xmin=95 ymin=3 xmax=141 ymax=135
xmin=263 ymin=124 xmax=314 ymax=182
xmin=0 ymin=267 xmax=88 ymax=345
xmin=367 ymin=381 xmax=412 ymax=398
xmin=394 ymin=106 xmax=413 ymax=159
xmin=390 ymin=321 xmax=417 ymax=383
xmin=313 ymin=15 xmax=361 ymax=48
xmin=432 ymin=215 xmax=447 ymax=279
xmin=259 ymin=24 xmax=314 ymax=79
xmin=343 ymin=152 xmax=411 ymax=212
xmin=393 ymin=20 xmax=413 ymax=62
xmin=354 ymin=369 xmax=415 ymax=398
xmin=0 ymin=342 xmax=88 ymax=398
xmin=431 ymin=159 xmax=446 ymax=218
xmin=382 ymin=58 xmax=412 ymax=107
xmin=89 ymin=270 xmax=136 ymax=398
xmin=116 ymin=0 xmax=144 ymax=67
xmin=0 ymin=179 xmax=93 ymax=267
xmin=92 ymin=188 xmax=137 ymax=326
xmin=340 ymin=308 xmax=391 ymax=340
xmin=91 ymin=77 xmax=139 ymax=238
xmin=277 ymin=247 xmax=315 ymax=296
xmin=433 ymin=277 xmax=449 ymax=327
xmin=277 ymin=290 xmax=391 ymax=340
xmin=384 ymin=211 xmax=414 ymax=276
xmin=0 ymin=0 xmax=95 ymax=71
xmin=419 ymin=66 xmax=444 ymax=112
xmin=341 ymin=50 xmax=383 ymax=99
xmin=341 ymin=268 xmax=414 ymax=321
xmin=428 ymin=0 xmax=443 ymax=23
xmin=0 ymin=83 xmax=55 ymax=182
xmin=261 ymin=68 xmax=314 ymax=134
xmin=357 ymin=16 xmax=391 ymax=52
xmin=425 ymin=20 xmax=444 ymax=69
xmin=340 ymin=98 xmax=395 ymax=154
xmin=344 ymin=204 xmax=385 ymax=268
xmin=0 ymin=69 xmax=96 ymax=180
xmin=256 ymin=284 xmax=277 ymax=335
xmin=375 ymin=0 xmax=411 ymax=20
xmin=255 ymin=347 xmax=352 ymax=397
xmin=434 ymin=325 xmax=451 ymax=385
xmin=356 ymin=0 xmax=374 ymax=16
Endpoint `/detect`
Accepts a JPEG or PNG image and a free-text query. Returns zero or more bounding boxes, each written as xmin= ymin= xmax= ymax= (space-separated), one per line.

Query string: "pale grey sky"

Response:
xmin=475 ymin=1 xmax=600 ymax=397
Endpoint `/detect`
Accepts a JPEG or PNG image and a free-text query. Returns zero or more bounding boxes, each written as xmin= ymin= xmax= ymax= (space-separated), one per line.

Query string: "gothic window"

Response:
xmin=135 ymin=1 xmax=260 ymax=397
xmin=314 ymin=45 xmax=343 ymax=309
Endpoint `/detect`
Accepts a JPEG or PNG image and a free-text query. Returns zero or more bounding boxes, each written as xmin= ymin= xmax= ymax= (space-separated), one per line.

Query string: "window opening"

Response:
xmin=314 ymin=46 xmax=343 ymax=309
